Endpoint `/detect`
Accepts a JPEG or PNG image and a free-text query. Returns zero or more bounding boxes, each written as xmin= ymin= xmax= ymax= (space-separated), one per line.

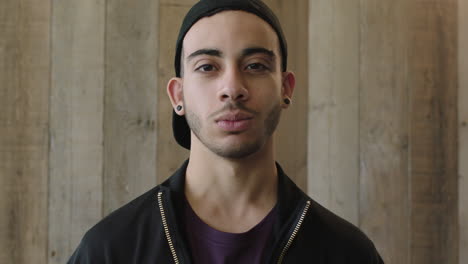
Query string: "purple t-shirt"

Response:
xmin=184 ymin=199 xmax=277 ymax=264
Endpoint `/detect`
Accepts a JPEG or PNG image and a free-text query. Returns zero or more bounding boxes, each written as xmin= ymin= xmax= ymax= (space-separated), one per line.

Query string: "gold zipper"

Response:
xmin=277 ymin=200 xmax=311 ymax=264
xmin=158 ymin=191 xmax=180 ymax=264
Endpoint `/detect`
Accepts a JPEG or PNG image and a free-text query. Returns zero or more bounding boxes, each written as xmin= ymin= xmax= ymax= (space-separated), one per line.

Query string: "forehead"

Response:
xmin=182 ymin=10 xmax=280 ymax=57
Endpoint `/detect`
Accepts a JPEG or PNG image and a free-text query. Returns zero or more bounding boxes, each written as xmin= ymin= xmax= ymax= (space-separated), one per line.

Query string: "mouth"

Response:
xmin=215 ymin=111 xmax=253 ymax=122
xmin=215 ymin=111 xmax=254 ymax=132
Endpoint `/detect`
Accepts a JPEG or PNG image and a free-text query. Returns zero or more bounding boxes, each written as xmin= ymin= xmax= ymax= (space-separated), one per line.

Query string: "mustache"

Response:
xmin=209 ymin=102 xmax=259 ymax=118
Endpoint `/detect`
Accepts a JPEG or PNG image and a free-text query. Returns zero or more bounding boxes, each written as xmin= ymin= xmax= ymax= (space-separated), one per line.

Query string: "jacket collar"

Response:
xmin=159 ymin=159 xmax=310 ymax=263
xmin=159 ymin=159 xmax=308 ymax=232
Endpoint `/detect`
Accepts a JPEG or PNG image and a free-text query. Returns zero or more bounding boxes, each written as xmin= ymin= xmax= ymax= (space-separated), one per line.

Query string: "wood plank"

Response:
xmin=308 ymin=0 xmax=360 ymax=225
xmin=263 ymin=0 xmax=309 ymax=191
xmin=0 ymin=1 xmax=50 ymax=263
xmin=48 ymin=1 xmax=105 ymax=263
xmin=359 ymin=1 xmax=410 ymax=263
xmin=408 ymin=1 xmax=458 ymax=263
xmin=459 ymin=0 xmax=468 ymax=262
xmin=104 ymin=0 xmax=159 ymax=214
xmin=156 ymin=2 xmax=191 ymax=183
xmin=160 ymin=0 xmax=195 ymax=5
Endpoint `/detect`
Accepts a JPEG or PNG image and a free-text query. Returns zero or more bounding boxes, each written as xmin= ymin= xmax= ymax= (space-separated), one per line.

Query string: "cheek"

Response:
xmin=183 ymin=84 xmax=216 ymax=114
xmin=248 ymin=79 xmax=283 ymax=102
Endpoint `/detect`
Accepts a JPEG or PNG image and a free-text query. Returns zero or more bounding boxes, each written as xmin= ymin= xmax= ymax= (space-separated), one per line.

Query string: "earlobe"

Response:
xmin=167 ymin=77 xmax=185 ymax=115
xmin=281 ymin=72 xmax=295 ymax=108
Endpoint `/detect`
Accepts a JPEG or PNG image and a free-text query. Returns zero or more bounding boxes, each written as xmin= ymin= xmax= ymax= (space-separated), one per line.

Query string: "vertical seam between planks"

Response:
xmin=47 ymin=0 xmax=53 ymax=260
xmin=102 ymin=0 xmax=108 ymax=219
xmin=154 ymin=0 xmax=157 ymax=184
xmin=357 ymin=0 xmax=362 ymax=229
xmin=405 ymin=2 xmax=412 ymax=263
xmin=328 ymin=0 xmax=334 ymax=208
xmin=305 ymin=0 xmax=309 ymax=192
xmin=154 ymin=0 xmax=160 ymax=184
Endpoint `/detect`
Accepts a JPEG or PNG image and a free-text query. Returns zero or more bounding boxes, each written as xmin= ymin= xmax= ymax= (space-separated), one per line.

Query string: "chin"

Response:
xmin=207 ymin=138 xmax=265 ymax=159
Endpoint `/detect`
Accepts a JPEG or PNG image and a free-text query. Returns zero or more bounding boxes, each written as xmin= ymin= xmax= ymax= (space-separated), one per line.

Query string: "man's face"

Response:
xmin=178 ymin=11 xmax=292 ymax=159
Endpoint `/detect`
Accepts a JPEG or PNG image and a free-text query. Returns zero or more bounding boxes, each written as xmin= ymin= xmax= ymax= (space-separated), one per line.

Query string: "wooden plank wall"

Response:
xmin=156 ymin=0 xmax=192 ymax=183
xmin=308 ymin=0 xmax=360 ymax=225
xmin=0 ymin=0 xmax=464 ymax=263
xmin=266 ymin=0 xmax=309 ymax=189
xmin=48 ymin=1 xmax=105 ymax=263
xmin=459 ymin=0 xmax=468 ymax=263
xmin=308 ymin=0 xmax=459 ymax=263
xmin=103 ymin=0 xmax=159 ymax=215
xmin=408 ymin=1 xmax=458 ymax=263
xmin=49 ymin=0 xmax=160 ymax=262
xmin=359 ymin=1 xmax=411 ymax=262
xmin=0 ymin=1 xmax=50 ymax=263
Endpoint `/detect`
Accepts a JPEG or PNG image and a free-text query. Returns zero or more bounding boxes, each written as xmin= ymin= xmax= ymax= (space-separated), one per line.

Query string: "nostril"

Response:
xmin=219 ymin=86 xmax=248 ymax=101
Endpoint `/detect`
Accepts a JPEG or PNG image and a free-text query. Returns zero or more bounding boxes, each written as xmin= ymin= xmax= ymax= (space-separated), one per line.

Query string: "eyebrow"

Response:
xmin=185 ymin=47 xmax=276 ymax=63
xmin=241 ymin=47 xmax=276 ymax=60
xmin=186 ymin=49 xmax=223 ymax=63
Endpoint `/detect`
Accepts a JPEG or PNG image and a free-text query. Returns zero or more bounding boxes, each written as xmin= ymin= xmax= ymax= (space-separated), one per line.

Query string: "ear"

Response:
xmin=281 ymin=71 xmax=295 ymax=108
xmin=166 ymin=77 xmax=185 ymax=115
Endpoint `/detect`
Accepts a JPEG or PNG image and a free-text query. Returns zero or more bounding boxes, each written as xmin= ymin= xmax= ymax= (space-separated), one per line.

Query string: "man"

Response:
xmin=69 ymin=0 xmax=384 ymax=263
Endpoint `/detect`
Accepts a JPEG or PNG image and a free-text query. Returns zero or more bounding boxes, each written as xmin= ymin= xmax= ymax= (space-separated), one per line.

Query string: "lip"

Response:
xmin=215 ymin=111 xmax=254 ymax=122
xmin=215 ymin=111 xmax=254 ymax=132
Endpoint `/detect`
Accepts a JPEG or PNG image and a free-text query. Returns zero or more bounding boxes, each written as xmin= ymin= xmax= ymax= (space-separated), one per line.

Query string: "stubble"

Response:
xmin=185 ymin=101 xmax=281 ymax=159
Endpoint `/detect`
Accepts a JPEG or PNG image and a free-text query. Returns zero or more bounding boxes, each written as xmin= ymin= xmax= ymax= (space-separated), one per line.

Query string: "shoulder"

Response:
xmin=90 ymin=184 xmax=162 ymax=238
xmin=68 ymin=161 xmax=189 ymax=263
xmin=275 ymin=164 xmax=383 ymax=262
xmin=300 ymin=198 xmax=384 ymax=263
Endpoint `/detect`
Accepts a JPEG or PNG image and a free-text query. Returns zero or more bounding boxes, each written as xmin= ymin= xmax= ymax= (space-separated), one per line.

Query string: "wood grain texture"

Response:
xmin=408 ymin=1 xmax=458 ymax=263
xmin=0 ymin=0 xmax=50 ymax=263
xmin=48 ymin=1 xmax=105 ymax=263
xmin=359 ymin=1 xmax=410 ymax=262
xmin=156 ymin=1 xmax=191 ymax=183
xmin=0 ymin=0 xmax=462 ymax=262
xmin=263 ymin=0 xmax=309 ymax=191
xmin=104 ymin=0 xmax=159 ymax=215
xmin=308 ymin=0 xmax=360 ymax=225
xmin=459 ymin=0 xmax=468 ymax=263
xmin=160 ymin=0 xmax=195 ymax=5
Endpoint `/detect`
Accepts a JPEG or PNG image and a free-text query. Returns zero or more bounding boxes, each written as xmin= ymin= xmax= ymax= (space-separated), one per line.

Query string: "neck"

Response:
xmin=184 ymin=136 xmax=278 ymax=232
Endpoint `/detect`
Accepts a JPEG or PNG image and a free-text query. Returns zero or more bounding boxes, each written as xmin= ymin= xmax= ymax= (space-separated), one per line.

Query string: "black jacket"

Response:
xmin=68 ymin=160 xmax=384 ymax=263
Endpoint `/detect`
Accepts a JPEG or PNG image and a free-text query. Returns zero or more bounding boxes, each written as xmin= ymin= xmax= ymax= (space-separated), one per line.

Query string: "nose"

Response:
xmin=217 ymin=66 xmax=249 ymax=102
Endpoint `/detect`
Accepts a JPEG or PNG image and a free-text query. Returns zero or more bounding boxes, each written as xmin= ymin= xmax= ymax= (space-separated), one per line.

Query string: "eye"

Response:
xmin=195 ymin=64 xmax=217 ymax=72
xmin=245 ymin=63 xmax=268 ymax=71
